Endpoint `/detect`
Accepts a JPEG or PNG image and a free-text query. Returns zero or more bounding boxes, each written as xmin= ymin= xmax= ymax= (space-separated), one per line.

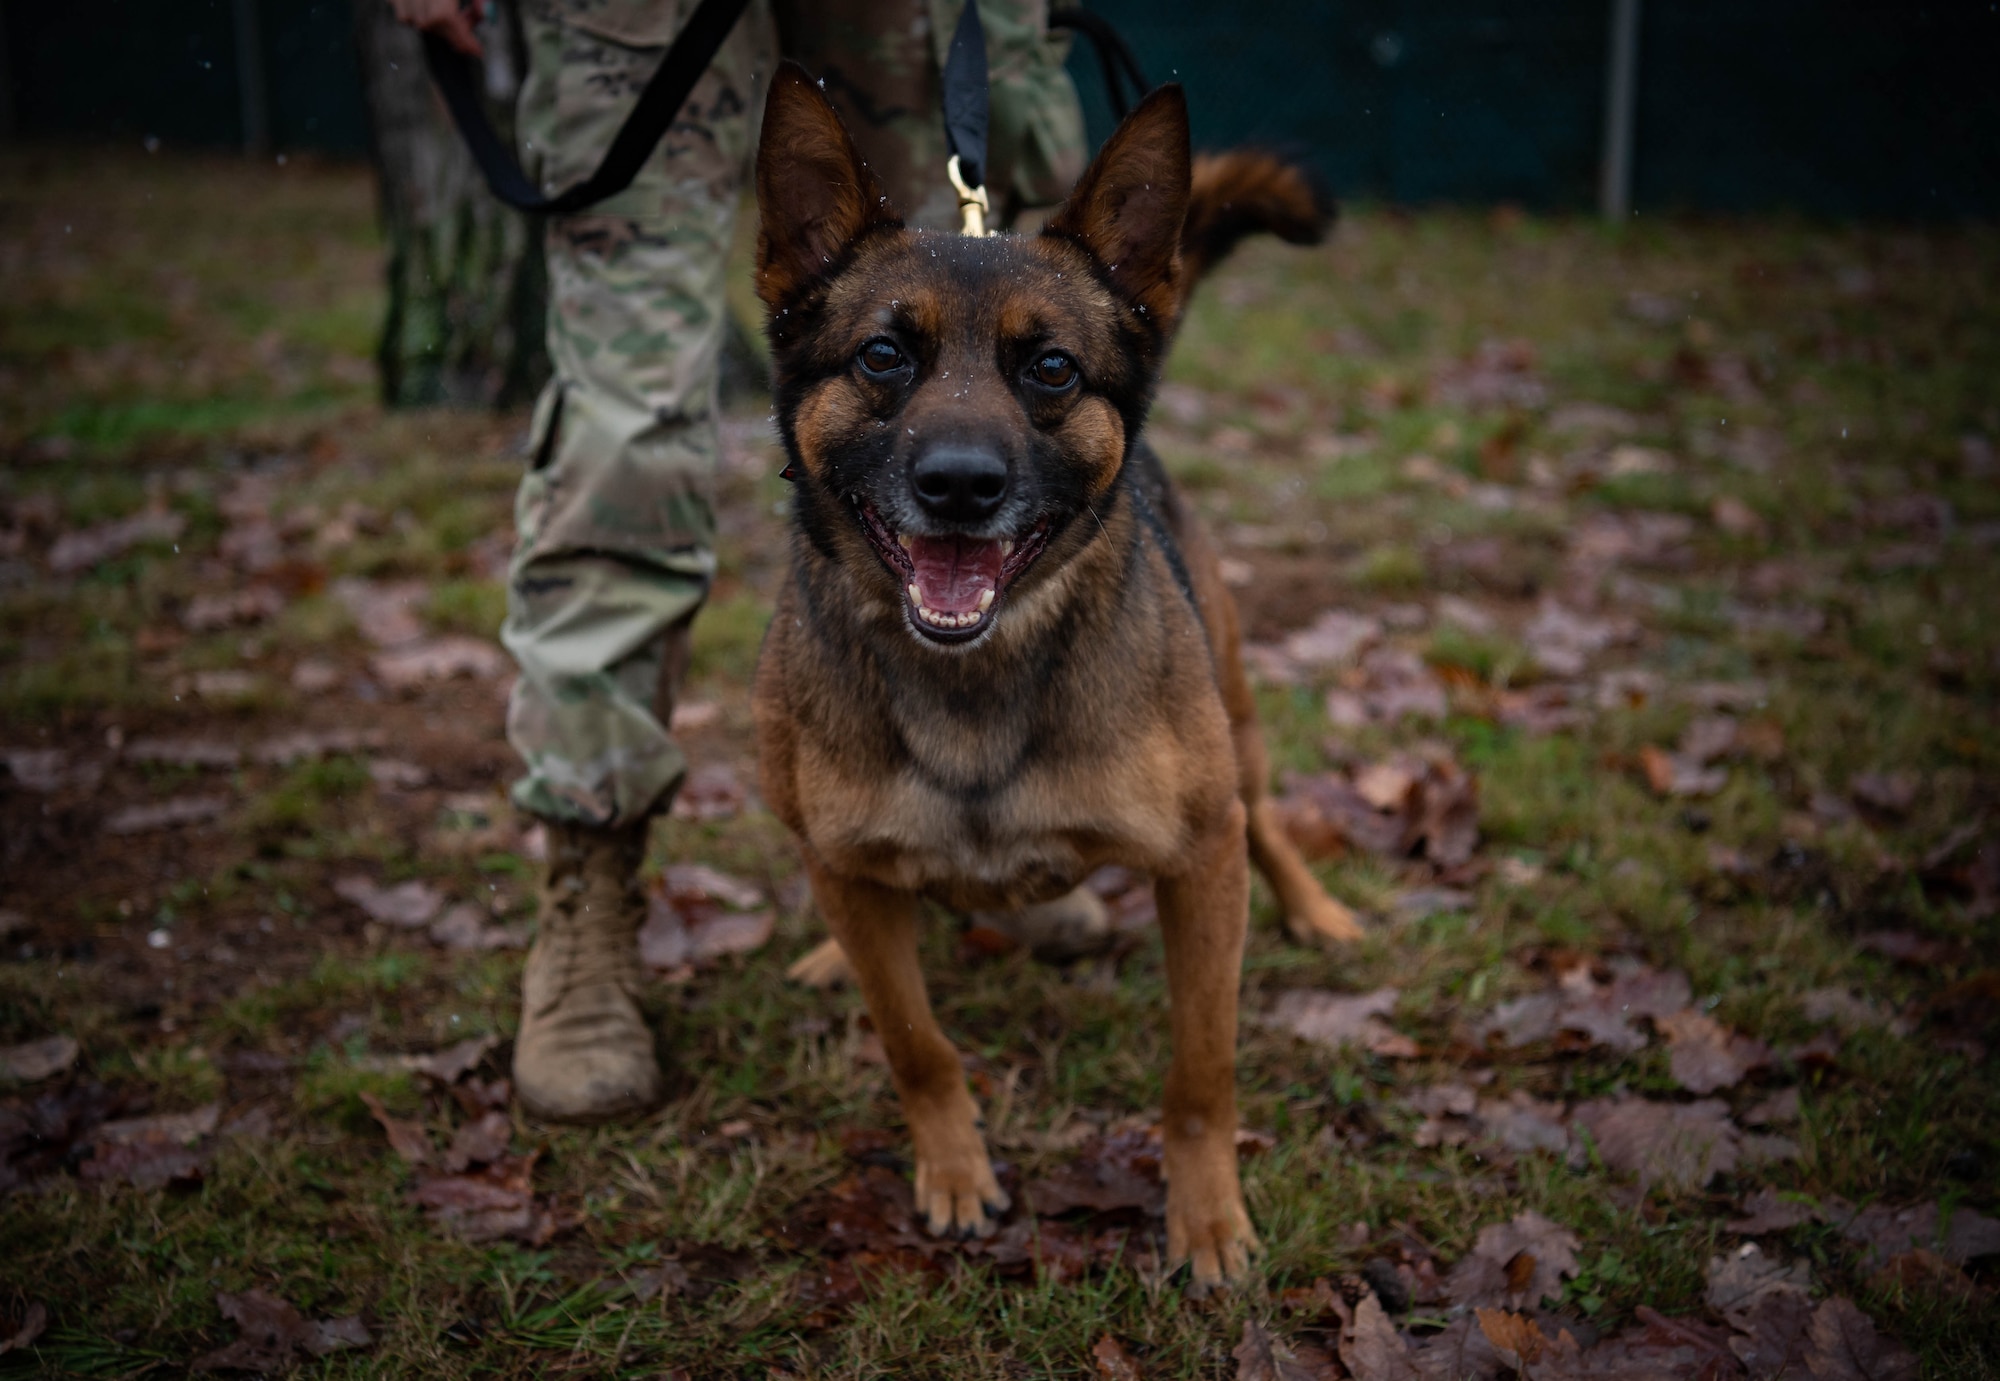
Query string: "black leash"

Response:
xmin=420 ymin=0 xmax=751 ymax=215
xmin=1047 ymin=7 xmax=1151 ymax=122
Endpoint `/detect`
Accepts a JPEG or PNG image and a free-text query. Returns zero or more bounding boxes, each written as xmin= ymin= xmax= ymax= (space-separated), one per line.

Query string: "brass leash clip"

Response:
xmin=946 ymin=154 xmax=991 ymax=237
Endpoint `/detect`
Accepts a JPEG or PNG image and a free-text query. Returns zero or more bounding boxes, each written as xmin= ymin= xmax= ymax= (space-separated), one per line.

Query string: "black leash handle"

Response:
xmin=1048 ymin=7 xmax=1152 ymax=122
xmin=421 ymin=0 xmax=752 ymax=216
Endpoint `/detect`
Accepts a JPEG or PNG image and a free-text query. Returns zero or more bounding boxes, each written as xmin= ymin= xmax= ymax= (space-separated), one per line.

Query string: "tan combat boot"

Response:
xmin=514 ymin=819 xmax=664 ymax=1122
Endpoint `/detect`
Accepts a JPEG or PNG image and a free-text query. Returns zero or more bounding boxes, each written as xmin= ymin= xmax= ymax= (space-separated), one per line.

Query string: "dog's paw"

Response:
xmin=1164 ymin=1151 xmax=1261 ymax=1293
xmin=1283 ymin=893 xmax=1365 ymax=947
xmin=785 ymin=938 xmax=854 ymax=988
xmin=913 ymin=1143 xmax=1009 ymax=1238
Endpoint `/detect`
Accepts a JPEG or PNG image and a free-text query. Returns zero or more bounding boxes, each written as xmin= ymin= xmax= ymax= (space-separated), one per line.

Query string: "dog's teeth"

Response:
xmin=1000 ymin=540 xmax=1014 ymax=556
xmin=977 ymin=589 xmax=994 ymax=612
xmin=908 ymin=584 xmax=925 ymax=608
xmin=897 ymin=534 xmax=912 ymax=551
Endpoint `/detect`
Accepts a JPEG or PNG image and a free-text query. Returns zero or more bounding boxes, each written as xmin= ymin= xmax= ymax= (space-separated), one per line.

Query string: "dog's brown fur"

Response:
xmin=749 ymin=65 xmax=1356 ymax=1289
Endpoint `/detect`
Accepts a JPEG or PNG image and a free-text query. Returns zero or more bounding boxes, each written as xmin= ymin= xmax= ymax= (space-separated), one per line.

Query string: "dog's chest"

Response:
xmin=794 ymin=682 xmax=1217 ymax=906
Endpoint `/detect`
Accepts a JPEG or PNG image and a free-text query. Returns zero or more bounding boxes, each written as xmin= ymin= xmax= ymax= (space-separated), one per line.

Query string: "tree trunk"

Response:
xmin=350 ymin=0 xmax=547 ymax=408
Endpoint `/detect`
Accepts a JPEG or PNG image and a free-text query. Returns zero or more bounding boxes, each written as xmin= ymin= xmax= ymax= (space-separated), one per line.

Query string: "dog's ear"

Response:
xmin=756 ymin=62 xmax=900 ymax=309
xmin=1043 ymin=83 xmax=1191 ymax=327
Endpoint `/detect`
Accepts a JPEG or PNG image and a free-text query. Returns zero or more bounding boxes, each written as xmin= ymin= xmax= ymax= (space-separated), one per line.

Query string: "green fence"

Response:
xmin=3 ymin=0 xmax=1995 ymax=216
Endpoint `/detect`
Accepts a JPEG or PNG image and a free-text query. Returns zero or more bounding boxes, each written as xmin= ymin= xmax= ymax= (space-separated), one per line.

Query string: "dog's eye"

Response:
xmin=858 ymin=338 xmax=905 ymax=376
xmin=1030 ymin=352 xmax=1078 ymax=390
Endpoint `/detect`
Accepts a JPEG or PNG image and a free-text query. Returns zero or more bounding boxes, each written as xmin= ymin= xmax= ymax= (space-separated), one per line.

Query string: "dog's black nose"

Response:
xmin=910 ymin=445 xmax=1008 ymax=523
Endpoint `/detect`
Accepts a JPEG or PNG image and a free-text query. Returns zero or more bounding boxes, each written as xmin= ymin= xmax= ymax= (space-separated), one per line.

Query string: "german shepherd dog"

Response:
xmin=750 ymin=63 xmax=1357 ymax=1290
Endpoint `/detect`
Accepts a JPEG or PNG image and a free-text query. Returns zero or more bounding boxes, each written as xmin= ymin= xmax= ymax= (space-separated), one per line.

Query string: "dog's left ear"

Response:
xmin=1043 ymin=84 xmax=1191 ymax=328
xmin=756 ymin=62 xmax=901 ymax=309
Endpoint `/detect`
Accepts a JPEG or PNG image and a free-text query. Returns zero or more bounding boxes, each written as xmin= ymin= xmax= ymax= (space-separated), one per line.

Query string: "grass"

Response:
xmin=0 ymin=149 xmax=1996 ymax=1376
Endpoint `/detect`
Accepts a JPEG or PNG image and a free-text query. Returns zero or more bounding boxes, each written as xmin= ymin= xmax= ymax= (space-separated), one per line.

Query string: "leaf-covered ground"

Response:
xmin=1 ymin=146 xmax=1996 ymax=1378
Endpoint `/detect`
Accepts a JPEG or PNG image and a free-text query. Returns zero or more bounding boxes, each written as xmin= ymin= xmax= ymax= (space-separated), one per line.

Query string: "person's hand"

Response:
xmin=389 ymin=0 xmax=486 ymax=58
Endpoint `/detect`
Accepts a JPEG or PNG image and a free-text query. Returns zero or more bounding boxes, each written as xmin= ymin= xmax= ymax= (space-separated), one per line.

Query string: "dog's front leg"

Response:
xmin=1155 ymin=798 xmax=1261 ymax=1291
xmin=803 ymin=853 xmax=1009 ymax=1237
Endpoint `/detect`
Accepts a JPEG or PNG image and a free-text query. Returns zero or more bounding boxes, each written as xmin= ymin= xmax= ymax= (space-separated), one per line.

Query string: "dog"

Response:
xmin=749 ymin=62 xmax=1356 ymax=1291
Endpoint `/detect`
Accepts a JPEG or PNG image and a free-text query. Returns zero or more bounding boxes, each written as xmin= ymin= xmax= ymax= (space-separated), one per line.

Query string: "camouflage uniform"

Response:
xmin=503 ymin=0 xmax=1087 ymax=828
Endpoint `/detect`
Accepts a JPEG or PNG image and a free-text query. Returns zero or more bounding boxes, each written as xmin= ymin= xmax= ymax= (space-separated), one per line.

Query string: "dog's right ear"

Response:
xmin=756 ymin=63 xmax=900 ymax=309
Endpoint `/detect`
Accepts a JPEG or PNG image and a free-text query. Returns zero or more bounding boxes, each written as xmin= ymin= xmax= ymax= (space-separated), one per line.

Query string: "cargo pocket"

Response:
xmin=543 ymin=0 xmax=689 ymax=48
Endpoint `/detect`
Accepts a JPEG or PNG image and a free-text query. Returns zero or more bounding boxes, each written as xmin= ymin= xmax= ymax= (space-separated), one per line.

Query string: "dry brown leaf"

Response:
xmin=359 ymin=1092 xmax=433 ymax=1166
xmin=0 ymin=1035 xmax=79 ymax=1083
xmin=1474 ymin=1309 xmax=1544 ymax=1364
xmin=332 ymin=577 xmax=427 ymax=648
xmin=1232 ymin=1318 xmax=1336 ymax=1381
xmin=1267 ymin=988 xmax=1419 ymax=1058
xmin=1284 ymin=610 xmax=1383 ymax=668
xmin=253 ymin=728 xmax=387 ymax=765
xmin=1705 ymin=1242 xmax=1812 ymax=1326
xmin=1571 ymin=1095 xmax=1746 ymax=1191
xmin=371 ymin=636 xmax=507 ymax=690
xmin=403 ymin=1035 xmax=498 ymax=1085
xmin=0 ymin=1302 xmax=48 ymax=1355
xmin=1839 ymin=1201 xmax=2000 ymax=1269
xmin=442 ymin=1109 xmax=512 ymax=1173
xmin=123 ymin=737 xmax=242 ymax=769
xmin=411 ymin=1151 xmax=568 ymax=1244
xmin=428 ymin=904 xmax=530 ymax=952
xmin=102 ymin=795 xmax=228 ymax=835
xmin=1803 ymin=1296 xmax=1917 ymax=1381
xmin=1656 ymin=1009 xmax=1773 ymax=1094
xmin=1024 ymin=1131 xmax=1165 ymax=1217
xmin=192 ymin=1289 xmax=371 ymax=1371
xmin=671 ymin=762 xmax=749 ymax=821
xmin=1339 ymin=1293 xmax=1421 ymax=1381
xmin=48 ymin=508 xmax=186 ymax=574
xmin=333 ymin=876 xmax=444 ymax=929
xmin=1441 ymin=1211 xmax=1580 ymax=1310
xmin=1728 ymin=1187 xmax=1824 ymax=1236
xmin=1093 ymin=1333 xmax=1144 ymax=1381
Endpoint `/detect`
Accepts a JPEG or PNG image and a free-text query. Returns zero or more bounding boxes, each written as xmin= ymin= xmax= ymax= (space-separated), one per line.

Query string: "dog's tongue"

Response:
xmin=906 ymin=535 xmax=1003 ymax=614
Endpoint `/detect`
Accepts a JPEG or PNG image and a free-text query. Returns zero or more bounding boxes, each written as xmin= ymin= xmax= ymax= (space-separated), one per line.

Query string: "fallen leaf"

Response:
xmin=1284 ymin=610 xmax=1383 ymax=668
xmin=1838 ymin=1201 xmax=2000 ymax=1269
xmin=371 ymin=636 xmax=507 ymax=690
xmin=1729 ymin=1187 xmax=1823 ymax=1235
xmin=1339 ymin=1293 xmax=1421 ymax=1381
xmin=1473 ymin=1091 xmax=1572 ymax=1157
xmin=1854 ymin=931 xmax=1952 ymax=966
xmin=412 ymin=1151 xmax=568 ymax=1244
xmin=443 ymin=1110 xmax=512 ymax=1173
xmin=1849 ymin=772 xmax=1919 ymax=819
xmin=1025 ymin=1130 xmax=1165 ymax=1217
xmin=102 ymin=795 xmax=228 ymax=835
xmin=2 ymin=748 xmax=98 ymax=793
xmin=660 ymin=863 xmax=765 ymax=913
xmin=428 ymin=903 xmax=529 ymax=952
xmin=1232 ymin=1317 xmax=1335 ymax=1381
xmin=404 ymin=1035 xmax=498 ymax=1084
xmin=368 ymin=759 xmax=431 ymax=790
xmin=192 ymin=1288 xmax=371 ymax=1372
xmin=1639 ymin=744 xmax=1729 ymax=798
xmin=123 ymin=738 xmax=242 ymax=769
xmin=1706 ymin=1242 xmax=1812 ymax=1326
xmin=94 ymin=1104 xmax=219 ymax=1147
xmin=1742 ymin=1087 xmax=1802 ymax=1127
xmin=1803 ymin=1296 xmax=1917 ymax=1381
xmin=359 ymin=1092 xmax=433 ymax=1166
xmin=253 ymin=727 xmax=387 ymax=765
xmin=1656 ymin=1009 xmax=1773 ymax=1094
xmin=1868 ymin=1248 xmax=1983 ymax=1305
xmin=332 ymin=577 xmax=427 ymax=648
xmin=1442 ymin=1211 xmax=1580 ymax=1310
xmin=1267 ymin=988 xmax=1419 ymax=1058
xmin=1475 ymin=1309 xmax=1545 ymax=1365
xmin=1524 ymin=599 xmax=1637 ymax=677
xmin=1712 ymin=495 xmax=1767 ymax=537
xmin=671 ymin=762 xmax=748 ymax=821
xmin=0 ymin=1302 xmax=47 ymax=1355
xmin=1094 ymin=1332 xmax=1144 ymax=1381
xmin=334 ymin=876 xmax=444 ymax=928
xmin=1571 ymin=1095 xmax=1746 ymax=1191
xmin=182 ymin=585 xmax=286 ymax=632
xmin=0 ymin=1035 xmax=79 ymax=1083
xmin=47 ymin=508 xmax=186 ymax=574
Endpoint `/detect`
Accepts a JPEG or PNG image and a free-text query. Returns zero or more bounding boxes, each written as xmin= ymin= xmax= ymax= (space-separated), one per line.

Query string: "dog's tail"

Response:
xmin=1180 ymin=149 xmax=1334 ymax=290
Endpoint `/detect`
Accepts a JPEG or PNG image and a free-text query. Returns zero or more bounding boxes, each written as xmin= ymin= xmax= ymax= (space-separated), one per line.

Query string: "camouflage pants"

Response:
xmin=504 ymin=0 xmax=1086 ymax=827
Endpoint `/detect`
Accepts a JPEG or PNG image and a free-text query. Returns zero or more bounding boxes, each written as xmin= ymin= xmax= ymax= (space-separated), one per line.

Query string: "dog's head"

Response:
xmin=755 ymin=63 xmax=1190 ymax=648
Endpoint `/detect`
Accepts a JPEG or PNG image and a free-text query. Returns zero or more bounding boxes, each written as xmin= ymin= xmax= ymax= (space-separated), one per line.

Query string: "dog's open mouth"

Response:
xmin=858 ymin=505 xmax=1051 ymax=642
